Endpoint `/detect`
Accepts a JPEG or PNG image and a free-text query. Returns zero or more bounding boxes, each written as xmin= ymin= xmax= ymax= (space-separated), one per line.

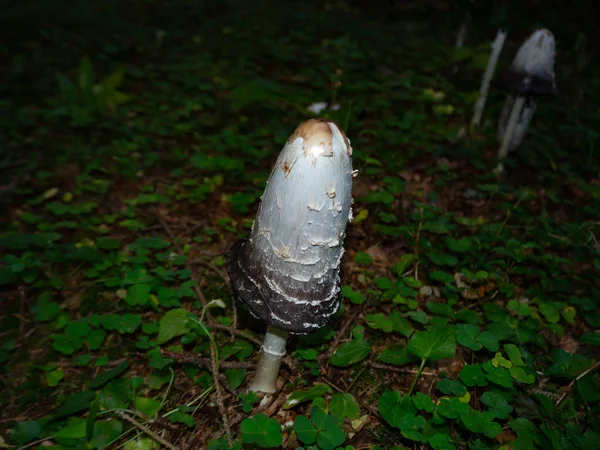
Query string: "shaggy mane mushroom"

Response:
xmin=227 ymin=118 xmax=355 ymax=393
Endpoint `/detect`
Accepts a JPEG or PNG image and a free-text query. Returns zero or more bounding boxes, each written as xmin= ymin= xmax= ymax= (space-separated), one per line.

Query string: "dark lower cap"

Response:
xmin=226 ymin=239 xmax=341 ymax=335
xmin=494 ymin=68 xmax=558 ymax=96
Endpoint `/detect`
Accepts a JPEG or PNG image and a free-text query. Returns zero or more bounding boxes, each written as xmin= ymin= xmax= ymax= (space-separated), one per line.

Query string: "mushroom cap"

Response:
xmin=227 ymin=119 xmax=354 ymax=335
xmin=494 ymin=28 xmax=557 ymax=96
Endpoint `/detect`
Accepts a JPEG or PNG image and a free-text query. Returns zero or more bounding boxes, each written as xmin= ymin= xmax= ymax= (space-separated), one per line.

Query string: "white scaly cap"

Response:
xmin=227 ymin=119 xmax=354 ymax=334
xmin=496 ymin=28 xmax=557 ymax=96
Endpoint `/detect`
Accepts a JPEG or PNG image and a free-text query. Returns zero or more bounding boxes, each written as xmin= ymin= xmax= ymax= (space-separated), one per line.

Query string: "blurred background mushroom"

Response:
xmin=494 ymin=28 xmax=558 ymax=172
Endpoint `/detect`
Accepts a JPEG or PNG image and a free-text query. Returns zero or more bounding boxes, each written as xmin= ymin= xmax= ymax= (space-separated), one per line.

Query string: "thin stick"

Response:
xmin=113 ymin=410 xmax=178 ymax=450
xmin=15 ymin=437 xmax=54 ymax=450
xmin=210 ymin=343 xmax=233 ymax=447
xmin=471 ymin=29 xmax=508 ymax=128
xmin=370 ymin=361 xmax=437 ymax=376
xmin=555 ymin=359 xmax=600 ymax=407
xmin=209 ymin=323 xmax=262 ymax=347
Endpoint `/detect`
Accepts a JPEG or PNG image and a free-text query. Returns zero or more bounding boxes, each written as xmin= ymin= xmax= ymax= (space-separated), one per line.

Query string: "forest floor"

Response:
xmin=1 ymin=1 xmax=599 ymax=449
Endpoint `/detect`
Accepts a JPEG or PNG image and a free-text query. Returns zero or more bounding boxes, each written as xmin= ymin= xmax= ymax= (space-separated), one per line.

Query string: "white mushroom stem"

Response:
xmin=512 ymin=100 xmax=537 ymax=148
xmin=471 ymin=29 xmax=508 ymax=128
xmin=498 ymin=96 xmax=537 ymax=150
xmin=248 ymin=325 xmax=289 ymax=393
xmin=495 ymin=95 xmax=526 ymax=172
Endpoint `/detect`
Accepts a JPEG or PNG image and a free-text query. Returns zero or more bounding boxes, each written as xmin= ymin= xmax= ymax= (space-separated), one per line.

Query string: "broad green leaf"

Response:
xmin=157 ymin=308 xmax=189 ymax=344
xmin=389 ymin=311 xmax=414 ymax=337
xmin=476 ymin=331 xmax=499 ymax=352
xmin=436 ymin=397 xmax=469 ymax=419
xmin=354 ymin=251 xmax=373 ymax=265
xmin=482 ymin=362 xmax=513 ymax=388
xmin=329 ymin=339 xmax=371 ymax=367
xmin=92 ymin=419 xmax=123 ymax=450
xmin=457 ymin=324 xmax=482 ymax=351
xmin=87 ymin=329 xmax=106 ymax=350
xmin=539 ymin=302 xmax=560 ymax=323
xmin=378 ymin=345 xmax=417 ymax=366
xmin=54 ymin=417 xmax=87 ymax=440
xmin=504 ymin=344 xmax=525 ymax=366
xmin=134 ymin=397 xmax=161 ymax=418
xmin=427 ymin=251 xmax=457 ymax=267
xmin=365 ymin=313 xmax=394 ymax=333
xmin=408 ymin=325 xmax=456 ymax=361
xmin=378 ymin=391 xmax=416 ymax=428
xmin=561 ymin=306 xmax=576 ymax=324
xmin=426 ymin=301 xmax=453 ymax=318
xmin=445 ymin=236 xmax=473 ymax=253
xmin=428 ymin=433 xmax=456 ymax=450
xmin=99 ymin=379 xmax=133 ymax=410
xmin=459 ymin=364 xmax=488 ymax=387
xmin=398 ymin=413 xmax=426 ymax=441
xmin=481 ymin=391 xmax=513 ymax=419
xmin=576 ymin=373 xmax=600 ymax=403
xmin=53 ymin=390 xmax=96 ymax=419
xmin=168 ymin=409 xmax=194 ymax=427
xmin=412 ymin=392 xmax=435 ymax=413
xmin=46 ymin=369 xmax=64 ymax=387
xmin=329 ymin=393 xmax=361 ymax=420
xmin=11 ymin=420 xmax=42 ymax=446
xmin=507 ymin=300 xmax=532 ymax=316
xmin=293 ymin=415 xmax=317 ymax=445
xmin=429 ymin=270 xmax=455 ymax=285
xmin=341 ymin=285 xmax=366 ymax=304
xmin=90 ymin=360 xmax=129 ymax=389
xmin=437 ymin=378 xmax=467 ymax=396
xmin=125 ymin=283 xmax=152 ymax=306
xmin=580 ymin=332 xmax=600 ymax=346
xmin=393 ymin=254 xmax=415 ymax=277
xmin=283 ymin=383 xmax=332 ymax=409
xmin=311 ymin=407 xmax=346 ymax=450
xmin=240 ymin=414 xmax=282 ymax=448
xmin=33 ymin=292 xmax=61 ymax=322
xmin=492 ymin=352 xmax=512 ymax=369
xmin=509 ymin=366 xmax=536 ymax=384
xmin=225 ymin=369 xmax=246 ymax=390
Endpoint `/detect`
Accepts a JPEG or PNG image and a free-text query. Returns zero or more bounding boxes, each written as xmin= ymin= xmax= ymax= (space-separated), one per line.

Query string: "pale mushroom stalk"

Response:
xmin=493 ymin=28 xmax=557 ymax=172
xmin=227 ymin=119 xmax=354 ymax=393
xmin=497 ymin=95 xmax=538 ymax=152
xmin=471 ymin=29 xmax=508 ymax=128
xmin=496 ymin=95 xmax=526 ymax=162
xmin=248 ymin=325 xmax=289 ymax=393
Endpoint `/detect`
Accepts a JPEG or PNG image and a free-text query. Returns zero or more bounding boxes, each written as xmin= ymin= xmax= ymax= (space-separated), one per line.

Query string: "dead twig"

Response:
xmin=369 ymin=361 xmax=437 ymax=377
xmin=555 ymin=359 xmax=600 ymax=407
xmin=210 ymin=343 xmax=234 ymax=447
xmin=113 ymin=410 xmax=178 ymax=450
xmin=209 ymin=323 xmax=262 ymax=347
